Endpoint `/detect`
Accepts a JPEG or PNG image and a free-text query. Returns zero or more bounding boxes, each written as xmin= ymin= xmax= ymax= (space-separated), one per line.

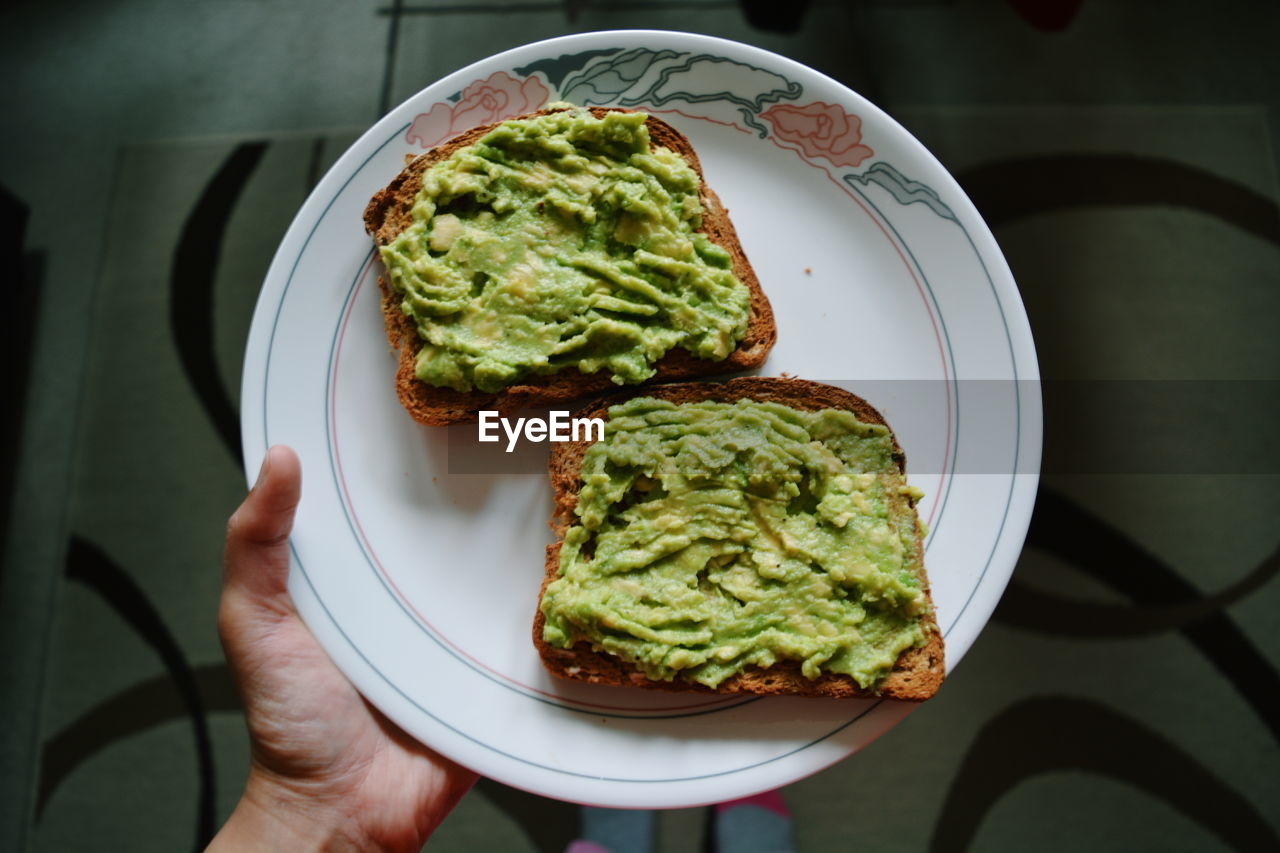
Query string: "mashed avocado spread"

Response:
xmin=379 ymin=107 xmax=751 ymax=394
xmin=540 ymin=397 xmax=931 ymax=690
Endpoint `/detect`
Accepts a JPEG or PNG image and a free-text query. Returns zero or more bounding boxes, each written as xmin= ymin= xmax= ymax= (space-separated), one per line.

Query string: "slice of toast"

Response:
xmin=535 ymin=377 xmax=945 ymax=701
xmin=363 ymin=107 xmax=776 ymax=426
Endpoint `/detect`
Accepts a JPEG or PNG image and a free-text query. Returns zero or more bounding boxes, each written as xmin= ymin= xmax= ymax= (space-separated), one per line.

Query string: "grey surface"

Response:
xmin=3 ymin=2 xmax=1279 ymax=851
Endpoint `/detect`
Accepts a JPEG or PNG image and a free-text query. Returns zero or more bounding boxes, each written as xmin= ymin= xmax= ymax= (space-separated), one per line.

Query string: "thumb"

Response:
xmin=224 ymin=445 xmax=302 ymax=609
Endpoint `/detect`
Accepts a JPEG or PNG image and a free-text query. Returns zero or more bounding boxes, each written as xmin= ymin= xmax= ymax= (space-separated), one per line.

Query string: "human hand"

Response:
xmin=208 ymin=446 xmax=476 ymax=852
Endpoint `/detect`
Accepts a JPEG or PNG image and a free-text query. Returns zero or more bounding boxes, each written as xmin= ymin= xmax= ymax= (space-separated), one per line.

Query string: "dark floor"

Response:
xmin=2 ymin=1 xmax=1278 ymax=851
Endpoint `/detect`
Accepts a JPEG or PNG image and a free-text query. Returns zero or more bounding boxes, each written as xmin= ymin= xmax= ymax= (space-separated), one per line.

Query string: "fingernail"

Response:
xmin=254 ymin=447 xmax=274 ymax=489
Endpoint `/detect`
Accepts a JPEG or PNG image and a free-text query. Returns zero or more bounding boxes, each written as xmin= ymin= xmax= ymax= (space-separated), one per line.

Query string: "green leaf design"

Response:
xmin=514 ymin=48 xmax=623 ymax=91
xmin=846 ymin=163 xmax=957 ymax=223
xmin=559 ymin=49 xmax=803 ymax=136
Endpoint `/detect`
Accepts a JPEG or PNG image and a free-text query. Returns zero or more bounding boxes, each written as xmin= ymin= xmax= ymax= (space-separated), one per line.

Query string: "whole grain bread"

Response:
xmin=363 ymin=107 xmax=776 ymax=426
xmin=535 ymin=377 xmax=945 ymax=701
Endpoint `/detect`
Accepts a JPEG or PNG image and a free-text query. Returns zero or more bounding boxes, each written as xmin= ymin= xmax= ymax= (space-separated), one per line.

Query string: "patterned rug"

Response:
xmin=7 ymin=4 xmax=1279 ymax=852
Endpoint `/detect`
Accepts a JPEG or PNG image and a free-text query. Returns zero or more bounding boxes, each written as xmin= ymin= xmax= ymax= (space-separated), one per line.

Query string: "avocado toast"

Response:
xmin=364 ymin=106 xmax=776 ymax=426
xmin=536 ymin=378 xmax=945 ymax=700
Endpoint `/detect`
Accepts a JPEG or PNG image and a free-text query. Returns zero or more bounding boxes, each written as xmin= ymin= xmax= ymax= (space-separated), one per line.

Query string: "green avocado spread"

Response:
xmin=379 ymin=107 xmax=751 ymax=394
xmin=540 ymin=397 xmax=932 ymax=690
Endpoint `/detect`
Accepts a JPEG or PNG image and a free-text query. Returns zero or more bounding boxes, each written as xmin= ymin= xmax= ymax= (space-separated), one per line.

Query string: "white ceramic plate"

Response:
xmin=242 ymin=30 xmax=1041 ymax=808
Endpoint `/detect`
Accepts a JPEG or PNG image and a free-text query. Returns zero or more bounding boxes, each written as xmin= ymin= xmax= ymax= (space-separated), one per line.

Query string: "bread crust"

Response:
xmin=363 ymin=107 xmax=776 ymax=426
xmin=534 ymin=377 xmax=945 ymax=701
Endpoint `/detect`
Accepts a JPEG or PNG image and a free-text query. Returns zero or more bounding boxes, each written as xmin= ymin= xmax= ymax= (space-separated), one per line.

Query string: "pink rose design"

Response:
xmin=760 ymin=101 xmax=873 ymax=168
xmin=405 ymin=102 xmax=455 ymax=151
xmin=406 ymin=71 xmax=550 ymax=149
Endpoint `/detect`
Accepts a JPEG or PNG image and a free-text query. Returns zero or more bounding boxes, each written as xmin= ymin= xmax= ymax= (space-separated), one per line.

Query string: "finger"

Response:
xmin=225 ymin=445 xmax=302 ymax=604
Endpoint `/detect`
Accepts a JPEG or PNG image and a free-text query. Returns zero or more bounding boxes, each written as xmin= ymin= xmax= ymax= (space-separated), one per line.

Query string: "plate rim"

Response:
xmin=241 ymin=28 xmax=1042 ymax=807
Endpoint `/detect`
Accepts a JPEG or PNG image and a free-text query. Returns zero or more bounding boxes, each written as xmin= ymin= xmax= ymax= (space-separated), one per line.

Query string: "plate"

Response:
xmin=241 ymin=30 xmax=1041 ymax=808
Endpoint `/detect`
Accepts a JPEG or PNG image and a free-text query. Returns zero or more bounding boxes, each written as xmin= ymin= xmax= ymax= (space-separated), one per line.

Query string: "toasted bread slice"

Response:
xmin=535 ymin=377 xmax=945 ymax=701
xmin=363 ymin=107 xmax=775 ymax=426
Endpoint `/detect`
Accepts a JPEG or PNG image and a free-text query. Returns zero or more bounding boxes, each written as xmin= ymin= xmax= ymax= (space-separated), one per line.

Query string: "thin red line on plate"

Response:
xmin=330 ymin=257 xmax=741 ymax=715
xmin=331 ymin=108 xmax=954 ymax=710
xmin=763 ymin=132 xmax=953 ymax=531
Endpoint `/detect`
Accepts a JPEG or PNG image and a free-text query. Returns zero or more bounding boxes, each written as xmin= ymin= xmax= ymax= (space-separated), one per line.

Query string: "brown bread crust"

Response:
xmin=363 ymin=107 xmax=776 ymax=426
xmin=535 ymin=377 xmax=945 ymax=701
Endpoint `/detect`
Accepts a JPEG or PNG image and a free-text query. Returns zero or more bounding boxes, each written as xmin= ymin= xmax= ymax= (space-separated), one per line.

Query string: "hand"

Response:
xmin=208 ymin=446 xmax=476 ymax=852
